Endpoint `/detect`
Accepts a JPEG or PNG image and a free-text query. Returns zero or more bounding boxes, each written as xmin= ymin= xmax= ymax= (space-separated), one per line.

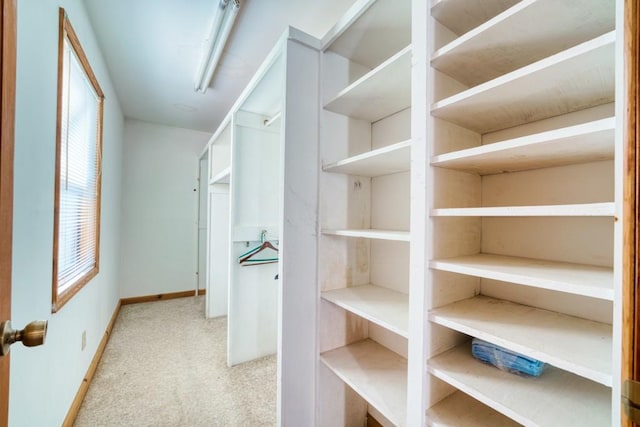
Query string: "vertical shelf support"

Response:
xmin=407 ymin=0 xmax=429 ymax=425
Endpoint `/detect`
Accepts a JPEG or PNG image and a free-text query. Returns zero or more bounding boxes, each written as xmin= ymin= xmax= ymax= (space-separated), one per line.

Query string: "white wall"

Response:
xmin=10 ymin=1 xmax=124 ymax=425
xmin=119 ymin=120 xmax=210 ymax=298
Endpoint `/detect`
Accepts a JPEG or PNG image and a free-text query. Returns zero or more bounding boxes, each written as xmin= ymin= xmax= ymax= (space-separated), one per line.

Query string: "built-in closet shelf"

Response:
xmin=322 ymin=229 xmax=410 ymax=242
xmin=426 ymin=391 xmax=519 ymax=426
xmin=431 ymin=32 xmax=615 ymax=134
xmin=429 ymin=296 xmax=612 ymax=386
xmin=430 ymin=254 xmax=613 ymax=301
xmin=323 ymin=0 xmax=411 ymax=70
xmin=430 ymin=0 xmax=520 ymax=36
xmin=210 ymin=167 xmax=231 ymax=184
xmin=322 ymin=285 xmax=409 ymax=338
xmin=428 ymin=343 xmax=611 ymax=427
xmin=321 ymin=339 xmax=407 ymax=427
xmin=324 ymin=46 xmax=412 ymax=123
xmin=323 ymin=140 xmax=411 ymax=177
xmin=431 ymin=0 xmax=614 ymax=86
xmin=431 ymin=117 xmax=615 ymax=175
xmin=431 ymin=202 xmax=615 ymax=217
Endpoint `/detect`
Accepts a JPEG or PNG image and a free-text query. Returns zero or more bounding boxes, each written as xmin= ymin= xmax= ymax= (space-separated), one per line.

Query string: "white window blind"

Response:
xmin=56 ymin=34 xmax=101 ymax=295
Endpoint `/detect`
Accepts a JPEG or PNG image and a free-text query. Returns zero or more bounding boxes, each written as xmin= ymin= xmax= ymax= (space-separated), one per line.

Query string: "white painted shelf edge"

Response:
xmin=431 ymin=202 xmax=615 ymax=217
xmin=432 ymin=0 xmax=537 ymax=60
xmin=430 ymin=253 xmax=614 ymax=301
xmin=210 ymin=167 xmax=231 ymax=184
xmin=324 ymin=45 xmax=412 ymax=122
xmin=322 ymin=229 xmax=410 ymax=241
xmin=320 ymin=339 xmax=408 ymax=426
xmin=430 ymin=0 xmax=521 ymax=37
xmin=321 ymin=284 xmax=409 ymax=338
xmin=430 ymin=117 xmax=615 ymax=175
xmin=429 ymin=296 xmax=612 ymax=386
xmin=428 ymin=343 xmax=611 ymax=426
xmin=426 ymin=391 xmax=520 ymax=426
xmin=430 ymin=0 xmax=614 ymax=86
xmin=432 ymin=31 xmax=614 ymax=111
xmin=430 ymin=32 xmax=615 ymax=133
xmin=323 ymin=140 xmax=411 ymax=177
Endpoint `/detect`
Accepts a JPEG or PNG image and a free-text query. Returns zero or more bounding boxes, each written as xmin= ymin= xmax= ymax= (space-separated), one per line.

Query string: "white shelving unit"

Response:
xmin=428 ymin=344 xmax=611 ymax=427
xmin=431 ymin=0 xmax=615 ymax=87
xmin=431 ymin=202 xmax=616 ymax=217
xmin=317 ymin=0 xmax=413 ymax=425
xmin=321 ymin=339 xmax=408 ymax=426
xmin=431 ymin=117 xmax=615 ymax=175
xmin=430 ymin=0 xmax=520 ymax=36
xmin=430 ymin=254 xmax=614 ymax=300
xmin=426 ymin=391 xmax=519 ymax=427
xmin=205 ymin=121 xmax=232 ymax=320
xmin=210 ymin=166 xmax=230 ymax=184
xmin=321 ymin=285 xmax=409 ymax=337
xmin=432 ymin=32 xmax=616 ymax=133
xmin=197 ymin=0 xmax=633 ymax=424
xmin=324 ymin=46 xmax=412 ymax=122
xmin=203 ymin=28 xmax=322 ymax=425
xmin=429 ymin=295 xmax=612 ymax=386
xmin=323 ymin=139 xmax=411 ymax=177
xmin=322 ymin=229 xmax=410 ymax=242
xmin=415 ymin=0 xmax=622 ymax=424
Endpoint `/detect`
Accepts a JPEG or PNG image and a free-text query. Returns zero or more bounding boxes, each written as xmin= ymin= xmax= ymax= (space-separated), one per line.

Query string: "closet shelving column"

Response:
xmin=317 ymin=0 xmax=412 ymax=425
xmin=423 ymin=0 xmax=618 ymax=425
xmin=203 ymin=29 xmax=322 ymax=423
xmin=206 ymin=122 xmax=232 ymax=319
xmin=208 ymin=123 xmax=231 ymax=184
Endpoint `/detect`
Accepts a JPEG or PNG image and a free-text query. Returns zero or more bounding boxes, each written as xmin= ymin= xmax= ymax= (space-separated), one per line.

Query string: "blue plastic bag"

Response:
xmin=471 ymin=338 xmax=545 ymax=377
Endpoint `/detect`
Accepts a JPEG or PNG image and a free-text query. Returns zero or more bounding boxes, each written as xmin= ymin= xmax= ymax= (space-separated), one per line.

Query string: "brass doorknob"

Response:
xmin=0 ymin=320 xmax=48 ymax=356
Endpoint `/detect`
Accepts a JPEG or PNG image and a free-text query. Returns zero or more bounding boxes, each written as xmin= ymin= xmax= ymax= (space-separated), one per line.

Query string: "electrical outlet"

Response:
xmin=82 ymin=330 xmax=86 ymax=351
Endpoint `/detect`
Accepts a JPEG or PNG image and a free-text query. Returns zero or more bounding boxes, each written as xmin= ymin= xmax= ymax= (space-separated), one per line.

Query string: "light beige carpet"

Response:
xmin=74 ymin=297 xmax=276 ymax=426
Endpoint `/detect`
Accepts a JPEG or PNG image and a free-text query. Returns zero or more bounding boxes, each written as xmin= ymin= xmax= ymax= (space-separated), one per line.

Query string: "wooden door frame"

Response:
xmin=624 ymin=0 xmax=640 ymax=425
xmin=0 ymin=0 xmax=16 ymax=425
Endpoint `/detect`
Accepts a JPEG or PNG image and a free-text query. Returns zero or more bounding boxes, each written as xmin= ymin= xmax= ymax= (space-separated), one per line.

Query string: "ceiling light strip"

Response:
xmin=194 ymin=0 xmax=240 ymax=93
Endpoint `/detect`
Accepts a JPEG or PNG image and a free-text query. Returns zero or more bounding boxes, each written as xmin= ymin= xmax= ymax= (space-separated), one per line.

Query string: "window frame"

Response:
xmin=52 ymin=8 xmax=104 ymax=312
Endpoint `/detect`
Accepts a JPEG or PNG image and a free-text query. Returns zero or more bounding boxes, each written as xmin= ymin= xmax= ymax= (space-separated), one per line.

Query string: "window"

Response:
xmin=52 ymin=8 xmax=104 ymax=312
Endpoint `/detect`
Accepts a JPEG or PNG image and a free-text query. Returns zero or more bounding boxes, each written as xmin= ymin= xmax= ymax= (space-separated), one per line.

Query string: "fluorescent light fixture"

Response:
xmin=194 ymin=0 xmax=240 ymax=94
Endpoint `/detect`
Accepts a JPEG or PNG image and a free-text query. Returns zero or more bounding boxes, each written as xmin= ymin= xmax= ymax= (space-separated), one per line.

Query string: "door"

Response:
xmin=0 ymin=0 xmax=16 ymax=424
xmin=0 ymin=2 xmax=45 ymax=424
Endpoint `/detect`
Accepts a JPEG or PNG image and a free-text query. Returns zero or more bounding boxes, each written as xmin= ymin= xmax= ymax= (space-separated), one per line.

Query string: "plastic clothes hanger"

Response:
xmin=238 ymin=230 xmax=279 ymax=266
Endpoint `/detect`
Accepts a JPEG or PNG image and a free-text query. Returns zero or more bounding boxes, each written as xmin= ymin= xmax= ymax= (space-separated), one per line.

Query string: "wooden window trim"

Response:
xmin=52 ymin=8 xmax=104 ymax=312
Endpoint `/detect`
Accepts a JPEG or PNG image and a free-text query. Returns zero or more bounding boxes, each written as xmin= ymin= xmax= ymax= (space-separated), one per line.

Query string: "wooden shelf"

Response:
xmin=431 ymin=32 xmax=615 ymax=134
xmin=324 ymin=46 xmax=412 ymax=122
xmin=430 ymin=253 xmax=613 ymax=301
xmin=431 ymin=202 xmax=615 ymax=217
xmin=431 ymin=117 xmax=615 ymax=175
xmin=429 ymin=296 xmax=612 ymax=386
xmin=323 ymin=140 xmax=411 ymax=177
xmin=323 ymin=0 xmax=411 ymax=70
xmin=431 ymin=0 xmax=519 ymax=36
xmin=321 ymin=340 xmax=407 ymax=426
xmin=210 ymin=167 xmax=230 ymax=184
xmin=432 ymin=0 xmax=614 ymax=86
xmin=427 ymin=391 xmax=519 ymax=426
xmin=322 ymin=229 xmax=410 ymax=242
xmin=322 ymin=285 xmax=409 ymax=338
xmin=428 ymin=343 xmax=611 ymax=426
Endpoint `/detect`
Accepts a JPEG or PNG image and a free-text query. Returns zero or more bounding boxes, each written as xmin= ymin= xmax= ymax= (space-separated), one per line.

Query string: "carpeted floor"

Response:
xmin=74 ymin=297 xmax=276 ymax=426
